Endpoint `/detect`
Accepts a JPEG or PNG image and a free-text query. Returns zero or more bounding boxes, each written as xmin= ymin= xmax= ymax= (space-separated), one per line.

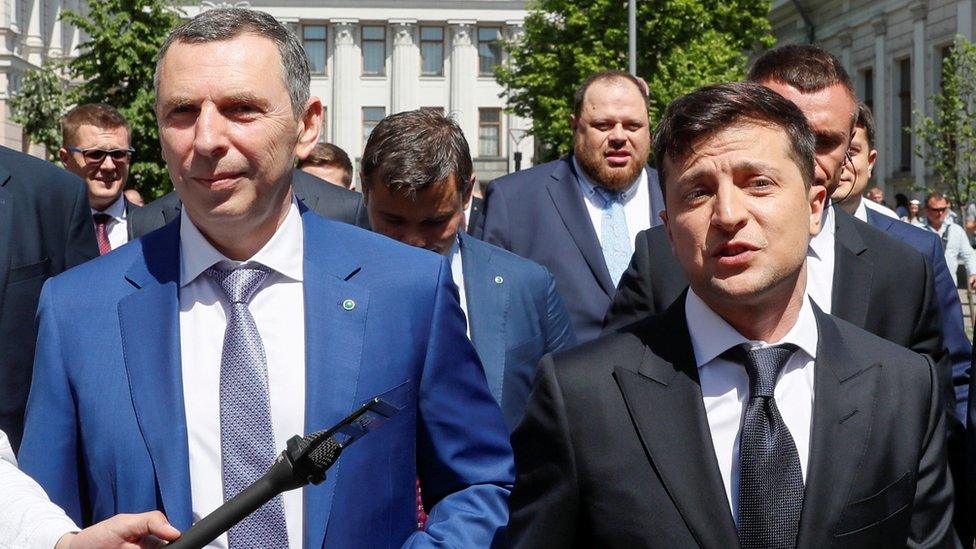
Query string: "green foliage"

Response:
xmin=11 ymin=0 xmax=182 ymax=197
xmin=496 ymin=0 xmax=774 ymax=160
xmin=9 ymin=62 xmax=68 ymax=159
xmin=913 ymin=36 xmax=976 ymax=215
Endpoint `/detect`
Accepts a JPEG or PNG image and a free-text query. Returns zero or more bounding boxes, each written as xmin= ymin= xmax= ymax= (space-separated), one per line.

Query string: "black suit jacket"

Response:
xmin=604 ymin=209 xmax=945 ymax=377
xmin=128 ymin=170 xmax=369 ymax=237
xmin=466 ymin=195 xmax=483 ymax=236
xmin=0 ymin=146 xmax=98 ymax=451
xmin=509 ymin=295 xmax=957 ymax=548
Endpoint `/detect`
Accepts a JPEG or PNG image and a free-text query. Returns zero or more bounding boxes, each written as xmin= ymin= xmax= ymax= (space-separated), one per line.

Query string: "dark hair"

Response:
xmin=925 ymin=192 xmax=948 ymax=207
xmin=653 ymin=82 xmax=816 ymax=195
xmin=360 ymin=109 xmax=474 ymax=200
xmin=155 ymin=8 xmax=310 ymax=118
xmin=854 ymin=102 xmax=876 ymax=149
xmin=573 ymin=70 xmax=649 ymax=120
xmin=298 ymin=143 xmax=353 ymax=186
xmin=748 ymin=44 xmax=856 ymax=98
xmin=61 ymin=103 xmax=130 ymax=147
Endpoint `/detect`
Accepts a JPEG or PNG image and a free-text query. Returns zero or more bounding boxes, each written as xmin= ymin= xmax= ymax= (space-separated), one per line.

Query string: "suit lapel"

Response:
xmin=301 ymin=212 xmax=368 ymax=549
xmin=546 ymin=157 xmax=616 ymax=296
xmin=292 ymin=172 xmax=322 ymax=214
xmin=0 ymin=165 xmax=13 ymax=313
xmin=614 ymin=295 xmax=739 ymax=547
xmin=796 ymin=308 xmax=880 ymax=547
xmin=460 ymin=232 xmax=508 ymax=403
xmin=646 ymin=167 xmax=665 ymax=227
xmin=830 ymin=210 xmax=871 ymax=327
xmin=117 ymin=220 xmax=194 ymax=530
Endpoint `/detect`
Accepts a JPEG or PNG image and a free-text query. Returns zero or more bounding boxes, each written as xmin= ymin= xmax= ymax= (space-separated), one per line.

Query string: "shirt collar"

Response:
xmin=853 ymin=199 xmax=868 ymax=222
xmin=685 ymin=288 xmax=819 ymax=369
xmin=808 ymin=203 xmax=836 ymax=260
xmin=572 ymin=155 xmax=644 ymax=205
xmin=179 ymin=198 xmax=304 ymax=288
xmin=92 ymin=194 xmax=127 ymax=220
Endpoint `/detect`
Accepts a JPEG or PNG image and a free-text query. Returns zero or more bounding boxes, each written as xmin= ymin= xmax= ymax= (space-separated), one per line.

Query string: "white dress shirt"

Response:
xmin=685 ymin=289 xmax=818 ymax=521
xmin=91 ymin=195 xmax=129 ymax=250
xmin=447 ymin=236 xmax=471 ymax=339
xmin=0 ymin=429 xmax=78 ymax=549
xmin=922 ymin=220 xmax=976 ymax=276
xmin=806 ymin=205 xmax=835 ymax=314
xmin=861 ymin=198 xmax=899 ymax=220
xmin=179 ymin=201 xmax=306 ymax=549
xmin=573 ymin=157 xmax=651 ymax=248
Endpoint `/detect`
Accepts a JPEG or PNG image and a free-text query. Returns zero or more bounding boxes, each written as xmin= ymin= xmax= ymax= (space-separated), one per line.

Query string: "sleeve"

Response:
xmin=62 ymin=174 xmax=99 ymax=269
xmin=506 ymin=355 xmax=580 ymax=548
xmin=542 ymin=269 xmax=576 ymax=354
xmin=603 ymin=229 xmax=655 ymax=332
xmin=0 ymin=430 xmax=79 ymax=549
xmin=955 ymin=226 xmax=976 ymax=276
xmin=909 ymin=356 xmax=960 ymax=548
xmin=480 ymin=182 xmax=511 ymax=250
xmin=405 ymin=259 xmax=515 ymax=548
xmin=17 ymin=282 xmax=88 ymax=527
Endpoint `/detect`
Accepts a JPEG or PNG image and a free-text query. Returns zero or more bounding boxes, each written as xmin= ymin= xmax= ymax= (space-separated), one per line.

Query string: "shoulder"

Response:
xmin=818 ymin=311 xmax=933 ymax=385
xmin=138 ymin=191 xmax=181 ymax=215
xmin=487 ymin=157 xmax=569 ymax=196
xmin=464 ymin=235 xmax=549 ymax=281
xmin=0 ymin=146 xmax=84 ymax=198
xmin=842 ymin=210 xmax=927 ymax=264
xmin=294 ymin=170 xmax=360 ymax=203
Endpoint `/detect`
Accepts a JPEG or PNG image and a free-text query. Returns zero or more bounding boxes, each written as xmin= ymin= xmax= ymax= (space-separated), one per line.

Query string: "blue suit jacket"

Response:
xmin=19 ymin=209 xmax=514 ymax=548
xmin=476 ymin=155 xmax=665 ymax=343
xmin=457 ymin=232 xmax=576 ymax=430
xmin=866 ymin=208 xmax=971 ymax=419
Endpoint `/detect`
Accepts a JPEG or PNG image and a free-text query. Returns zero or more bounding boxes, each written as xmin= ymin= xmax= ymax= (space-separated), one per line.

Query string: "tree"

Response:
xmin=496 ymin=0 xmax=774 ymax=160
xmin=11 ymin=0 xmax=182 ymax=197
xmin=912 ymin=36 xmax=976 ymax=217
xmin=9 ymin=62 xmax=68 ymax=159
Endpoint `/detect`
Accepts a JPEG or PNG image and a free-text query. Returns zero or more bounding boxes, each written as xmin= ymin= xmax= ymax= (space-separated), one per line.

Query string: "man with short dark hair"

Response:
xmin=478 ymin=70 xmax=665 ymax=342
xmin=298 ymin=142 xmax=354 ymax=190
xmin=20 ymin=9 xmax=514 ymax=547
xmin=361 ymin=109 xmax=575 ymax=429
xmin=59 ymin=103 xmax=139 ymax=253
xmin=509 ymin=81 xmax=956 ymax=548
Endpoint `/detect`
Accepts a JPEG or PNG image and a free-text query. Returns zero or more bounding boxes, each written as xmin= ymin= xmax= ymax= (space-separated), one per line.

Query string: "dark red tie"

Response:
xmin=93 ymin=213 xmax=112 ymax=255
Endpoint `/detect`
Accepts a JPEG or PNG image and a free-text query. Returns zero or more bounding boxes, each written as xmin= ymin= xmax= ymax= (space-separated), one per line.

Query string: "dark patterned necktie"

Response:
xmin=727 ymin=344 xmax=804 ymax=549
xmin=207 ymin=265 xmax=289 ymax=548
xmin=93 ymin=213 xmax=112 ymax=255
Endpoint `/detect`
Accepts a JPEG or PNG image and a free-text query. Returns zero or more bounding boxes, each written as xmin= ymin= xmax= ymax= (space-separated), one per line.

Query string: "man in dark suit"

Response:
xmin=465 ymin=194 xmax=483 ymax=236
xmin=509 ymin=82 xmax=956 ymax=548
xmin=0 ymin=145 xmax=98 ymax=452
xmin=59 ymin=103 xmax=141 ymax=253
xmin=477 ymin=70 xmax=665 ymax=342
xmin=361 ymin=109 xmax=576 ymax=430
xmin=20 ymin=9 xmax=513 ymax=546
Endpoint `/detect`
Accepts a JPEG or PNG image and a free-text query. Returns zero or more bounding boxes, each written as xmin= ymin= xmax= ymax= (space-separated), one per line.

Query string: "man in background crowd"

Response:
xmin=867 ymin=186 xmax=886 ymax=205
xmin=923 ymin=192 xmax=976 ymax=290
xmin=478 ymin=70 xmax=665 ymax=342
xmin=59 ymin=103 xmax=139 ymax=254
xmin=297 ymin=142 xmax=354 ymax=190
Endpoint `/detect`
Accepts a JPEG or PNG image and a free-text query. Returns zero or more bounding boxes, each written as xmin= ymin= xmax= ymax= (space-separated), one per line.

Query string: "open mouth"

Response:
xmin=713 ymin=242 xmax=759 ymax=266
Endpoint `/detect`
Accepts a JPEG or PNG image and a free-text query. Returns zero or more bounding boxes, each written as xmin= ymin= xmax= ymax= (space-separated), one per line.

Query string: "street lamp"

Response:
xmin=509 ymin=127 xmax=528 ymax=172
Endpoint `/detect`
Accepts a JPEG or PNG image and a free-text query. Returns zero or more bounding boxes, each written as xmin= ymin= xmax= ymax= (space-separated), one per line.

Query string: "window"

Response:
xmin=862 ymin=68 xmax=874 ymax=113
xmin=303 ymin=25 xmax=327 ymax=75
xmin=362 ymin=25 xmax=386 ymax=75
xmin=898 ymin=58 xmax=912 ymax=172
xmin=479 ymin=108 xmax=501 ymax=157
xmin=420 ymin=27 xmax=444 ymax=76
xmin=478 ymin=27 xmax=502 ymax=75
xmin=363 ymin=107 xmax=386 ymax=147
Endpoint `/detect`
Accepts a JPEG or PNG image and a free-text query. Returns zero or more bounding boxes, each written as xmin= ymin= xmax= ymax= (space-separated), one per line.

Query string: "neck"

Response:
xmin=705 ymin=268 xmax=807 ymax=343
xmin=930 ymin=220 xmax=943 ymax=230
xmin=91 ymin=194 xmax=120 ymax=212
xmin=836 ymin=194 xmax=860 ymax=216
xmin=193 ymin=189 xmax=293 ymax=261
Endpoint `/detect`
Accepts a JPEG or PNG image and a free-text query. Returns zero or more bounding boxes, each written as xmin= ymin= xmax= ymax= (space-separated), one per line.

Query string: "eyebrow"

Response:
xmin=676 ymin=159 xmax=781 ymax=185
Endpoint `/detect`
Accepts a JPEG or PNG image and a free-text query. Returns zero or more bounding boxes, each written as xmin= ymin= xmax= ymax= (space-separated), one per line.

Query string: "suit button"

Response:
xmin=342 ymin=299 xmax=356 ymax=311
xmin=494 ymin=276 xmax=504 ymax=284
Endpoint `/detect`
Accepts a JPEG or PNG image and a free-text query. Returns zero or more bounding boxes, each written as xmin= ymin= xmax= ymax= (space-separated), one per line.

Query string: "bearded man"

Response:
xmin=477 ymin=70 xmax=665 ymax=342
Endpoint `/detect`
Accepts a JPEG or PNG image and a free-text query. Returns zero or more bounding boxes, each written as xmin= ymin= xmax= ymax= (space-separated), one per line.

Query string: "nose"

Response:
xmin=711 ymin=182 xmax=749 ymax=233
xmin=193 ymin=103 xmax=229 ymax=157
xmin=400 ymin=229 xmax=427 ymax=249
xmin=608 ymin=123 xmax=627 ymax=145
xmin=99 ymin=153 xmax=118 ymax=172
xmin=814 ymin=156 xmax=830 ymax=186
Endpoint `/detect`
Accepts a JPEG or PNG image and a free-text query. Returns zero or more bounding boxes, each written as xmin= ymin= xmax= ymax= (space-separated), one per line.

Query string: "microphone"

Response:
xmin=168 ymin=393 xmax=404 ymax=549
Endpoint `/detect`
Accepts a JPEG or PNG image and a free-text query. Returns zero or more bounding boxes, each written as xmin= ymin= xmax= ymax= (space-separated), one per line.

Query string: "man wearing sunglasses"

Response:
xmin=923 ymin=192 xmax=976 ymax=290
xmin=59 ymin=103 xmax=139 ymax=254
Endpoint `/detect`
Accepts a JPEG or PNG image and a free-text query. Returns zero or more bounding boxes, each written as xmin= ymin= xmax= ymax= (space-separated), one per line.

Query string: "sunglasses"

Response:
xmin=927 ymin=206 xmax=949 ymax=213
xmin=66 ymin=146 xmax=134 ymax=163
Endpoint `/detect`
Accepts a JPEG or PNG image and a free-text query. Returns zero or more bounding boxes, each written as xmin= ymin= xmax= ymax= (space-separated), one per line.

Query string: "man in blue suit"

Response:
xmin=19 ymin=9 xmax=513 ymax=548
xmin=476 ymin=70 xmax=666 ymax=343
xmin=834 ymin=102 xmax=971 ymax=422
xmin=360 ymin=109 xmax=577 ymax=430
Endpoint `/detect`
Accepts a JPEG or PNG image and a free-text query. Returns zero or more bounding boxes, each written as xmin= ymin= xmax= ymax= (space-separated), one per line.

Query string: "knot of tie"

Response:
xmin=92 ymin=213 xmax=112 ymax=226
xmin=206 ymin=265 xmax=272 ymax=304
xmin=595 ymin=187 xmax=624 ymax=208
xmin=726 ymin=344 xmax=798 ymax=398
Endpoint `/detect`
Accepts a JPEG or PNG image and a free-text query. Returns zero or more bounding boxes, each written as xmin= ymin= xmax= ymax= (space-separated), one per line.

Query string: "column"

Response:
xmin=24 ymin=0 xmax=41 ymax=65
xmin=959 ymin=0 xmax=974 ymax=41
xmin=873 ymin=17 xmax=887 ymax=192
xmin=330 ymin=19 xmax=359 ymax=156
xmin=448 ymin=20 xmax=477 ymax=144
xmin=390 ymin=19 xmax=418 ymax=114
xmin=838 ymin=31 xmax=852 ymax=73
xmin=48 ymin=0 xmax=62 ymax=59
xmin=912 ymin=3 xmax=927 ymax=190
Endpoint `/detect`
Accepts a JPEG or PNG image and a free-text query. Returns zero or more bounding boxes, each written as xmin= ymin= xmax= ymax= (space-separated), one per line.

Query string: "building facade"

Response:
xmin=0 ymin=0 xmax=532 ymax=183
xmin=769 ymin=0 xmax=974 ymax=197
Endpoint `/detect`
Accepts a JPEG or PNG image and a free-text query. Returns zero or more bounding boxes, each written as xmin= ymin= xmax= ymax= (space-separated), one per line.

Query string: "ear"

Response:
xmin=294 ymin=96 xmax=324 ymax=160
xmin=866 ymin=149 xmax=878 ymax=179
xmin=808 ymin=184 xmax=827 ymax=236
xmin=570 ymin=114 xmax=578 ymax=133
xmin=58 ymin=148 xmax=70 ymax=165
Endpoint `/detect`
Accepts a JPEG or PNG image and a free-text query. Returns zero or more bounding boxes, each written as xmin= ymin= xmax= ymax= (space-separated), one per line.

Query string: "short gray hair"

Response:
xmin=154 ymin=8 xmax=310 ymax=118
